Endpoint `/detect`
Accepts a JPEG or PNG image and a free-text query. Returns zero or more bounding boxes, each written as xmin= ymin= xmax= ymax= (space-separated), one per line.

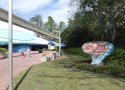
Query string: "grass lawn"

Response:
xmin=13 ymin=55 xmax=125 ymax=90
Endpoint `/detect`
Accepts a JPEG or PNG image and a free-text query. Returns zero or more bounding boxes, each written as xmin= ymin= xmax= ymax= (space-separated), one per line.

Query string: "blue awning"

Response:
xmin=48 ymin=41 xmax=57 ymax=45
xmin=56 ymin=43 xmax=66 ymax=47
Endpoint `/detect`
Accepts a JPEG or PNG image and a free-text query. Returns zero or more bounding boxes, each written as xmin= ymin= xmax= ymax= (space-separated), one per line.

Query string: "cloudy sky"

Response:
xmin=0 ymin=0 xmax=71 ymax=24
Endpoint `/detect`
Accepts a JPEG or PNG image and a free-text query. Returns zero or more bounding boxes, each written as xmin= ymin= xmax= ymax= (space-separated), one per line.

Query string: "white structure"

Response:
xmin=0 ymin=21 xmax=49 ymax=52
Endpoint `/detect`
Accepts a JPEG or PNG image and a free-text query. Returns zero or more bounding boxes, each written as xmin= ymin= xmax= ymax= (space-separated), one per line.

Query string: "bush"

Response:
xmin=63 ymin=47 xmax=125 ymax=77
xmin=61 ymin=26 xmax=89 ymax=48
xmin=63 ymin=48 xmax=89 ymax=57
xmin=52 ymin=48 xmax=58 ymax=51
xmin=0 ymin=47 xmax=8 ymax=52
xmin=75 ymin=63 xmax=125 ymax=77
xmin=105 ymin=48 xmax=125 ymax=62
xmin=74 ymin=48 xmax=125 ymax=77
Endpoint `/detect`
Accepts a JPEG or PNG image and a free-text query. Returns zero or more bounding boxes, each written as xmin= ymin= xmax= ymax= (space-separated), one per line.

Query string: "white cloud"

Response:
xmin=43 ymin=7 xmax=69 ymax=24
xmin=13 ymin=0 xmax=52 ymax=13
xmin=0 ymin=0 xmax=52 ymax=12
xmin=0 ymin=0 xmax=8 ymax=10
xmin=42 ymin=0 xmax=71 ymax=24
xmin=0 ymin=0 xmax=71 ymax=24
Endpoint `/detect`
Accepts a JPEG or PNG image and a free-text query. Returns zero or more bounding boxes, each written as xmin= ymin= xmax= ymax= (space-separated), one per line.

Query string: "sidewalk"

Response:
xmin=0 ymin=51 xmax=44 ymax=90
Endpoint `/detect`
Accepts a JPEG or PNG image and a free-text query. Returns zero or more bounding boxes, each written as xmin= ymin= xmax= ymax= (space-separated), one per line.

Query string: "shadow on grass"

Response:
xmin=37 ymin=74 xmax=108 ymax=80
xmin=36 ymin=73 xmax=125 ymax=87
xmin=14 ymin=65 xmax=33 ymax=90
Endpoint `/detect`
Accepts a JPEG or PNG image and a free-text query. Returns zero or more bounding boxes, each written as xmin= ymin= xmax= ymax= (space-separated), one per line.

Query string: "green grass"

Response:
xmin=63 ymin=48 xmax=125 ymax=77
xmin=13 ymin=55 xmax=125 ymax=90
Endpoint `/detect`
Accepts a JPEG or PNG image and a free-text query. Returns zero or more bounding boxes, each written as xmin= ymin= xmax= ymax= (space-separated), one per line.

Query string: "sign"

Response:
xmin=48 ymin=45 xmax=54 ymax=50
xmin=82 ymin=41 xmax=114 ymax=65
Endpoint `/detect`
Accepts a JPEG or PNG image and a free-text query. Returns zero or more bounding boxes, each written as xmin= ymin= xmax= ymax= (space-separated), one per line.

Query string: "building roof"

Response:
xmin=0 ymin=21 xmax=49 ymax=45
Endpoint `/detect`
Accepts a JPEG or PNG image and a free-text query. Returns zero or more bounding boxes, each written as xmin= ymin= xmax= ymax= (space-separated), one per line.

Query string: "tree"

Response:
xmin=95 ymin=0 xmax=125 ymax=43
xmin=61 ymin=25 xmax=89 ymax=48
xmin=44 ymin=16 xmax=56 ymax=32
xmin=57 ymin=21 xmax=66 ymax=31
xmin=30 ymin=15 xmax=43 ymax=28
xmin=70 ymin=0 xmax=125 ymax=43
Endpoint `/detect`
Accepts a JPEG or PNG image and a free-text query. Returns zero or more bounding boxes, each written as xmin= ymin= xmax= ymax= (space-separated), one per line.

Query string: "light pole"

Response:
xmin=8 ymin=0 xmax=13 ymax=90
xmin=58 ymin=31 xmax=61 ymax=57
xmin=52 ymin=30 xmax=61 ymax=57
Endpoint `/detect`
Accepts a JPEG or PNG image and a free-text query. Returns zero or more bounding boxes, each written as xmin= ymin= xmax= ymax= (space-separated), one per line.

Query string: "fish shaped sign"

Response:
xmin=82 ymin=41 xmax=114 ymax=65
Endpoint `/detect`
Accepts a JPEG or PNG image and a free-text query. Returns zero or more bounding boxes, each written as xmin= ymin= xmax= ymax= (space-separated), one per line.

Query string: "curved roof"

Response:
xmin=0 ymin=21 xmax=50 ymax=45
xmin=0 ymin=29 xmax=49 ymax=45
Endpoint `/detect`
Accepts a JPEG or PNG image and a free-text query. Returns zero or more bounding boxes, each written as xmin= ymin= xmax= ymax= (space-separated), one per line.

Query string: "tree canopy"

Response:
xmin=44 ymin=16 xmax=57 ymax=32
xmin=30 ymin=15 xmax=43 ymax=28
xmin=61 ymin=0 xmax=125 ymax=48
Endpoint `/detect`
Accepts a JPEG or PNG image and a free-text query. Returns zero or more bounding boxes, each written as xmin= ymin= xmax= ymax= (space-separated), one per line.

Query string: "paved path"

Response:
xmin=0 ymin=51 xmax=45 ymax=90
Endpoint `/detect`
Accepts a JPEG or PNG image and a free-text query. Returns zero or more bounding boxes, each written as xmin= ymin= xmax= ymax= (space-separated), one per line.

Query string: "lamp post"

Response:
xmin=52 ymin=30 xmax=61 ymax=57
xmin=58 ymin=31 xmax=61 ymax=57
xmin=8 ymin=0 xmax=13 ymax=90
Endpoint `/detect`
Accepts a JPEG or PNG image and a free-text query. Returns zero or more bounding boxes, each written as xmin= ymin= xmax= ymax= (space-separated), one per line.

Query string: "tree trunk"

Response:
xmin=101 ymin=31 xmax=104 ymax=41
xmin=111 ymin=25 xmax=116 ymax=43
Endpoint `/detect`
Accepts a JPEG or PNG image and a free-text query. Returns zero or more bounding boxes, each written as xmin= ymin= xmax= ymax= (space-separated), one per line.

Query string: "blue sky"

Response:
xmin=0 ymin=0 xmax=71 ymax=24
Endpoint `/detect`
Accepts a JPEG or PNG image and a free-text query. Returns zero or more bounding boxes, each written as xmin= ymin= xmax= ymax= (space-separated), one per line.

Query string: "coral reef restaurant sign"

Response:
xmin=82 ymin=41 xmax=114 ymax=65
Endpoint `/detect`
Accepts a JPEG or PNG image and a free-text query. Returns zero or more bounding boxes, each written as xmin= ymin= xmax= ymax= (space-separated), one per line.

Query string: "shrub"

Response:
xmin=0 ymin=47 xmax=8 ymax=52
xmin=105 ymin=48 xmax=125 ymax=62
xmin=63 ymin=47 xmax=125 ymax=77
xmin=63 ymin=48 xmax=89 ymax=57
xmin=61 ymin=26 xmax=89 ymax=48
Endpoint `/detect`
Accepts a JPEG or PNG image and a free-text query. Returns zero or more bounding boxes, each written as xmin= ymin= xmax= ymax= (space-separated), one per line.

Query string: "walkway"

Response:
xmin=0 ymin=51 xmax=44 ymax=90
